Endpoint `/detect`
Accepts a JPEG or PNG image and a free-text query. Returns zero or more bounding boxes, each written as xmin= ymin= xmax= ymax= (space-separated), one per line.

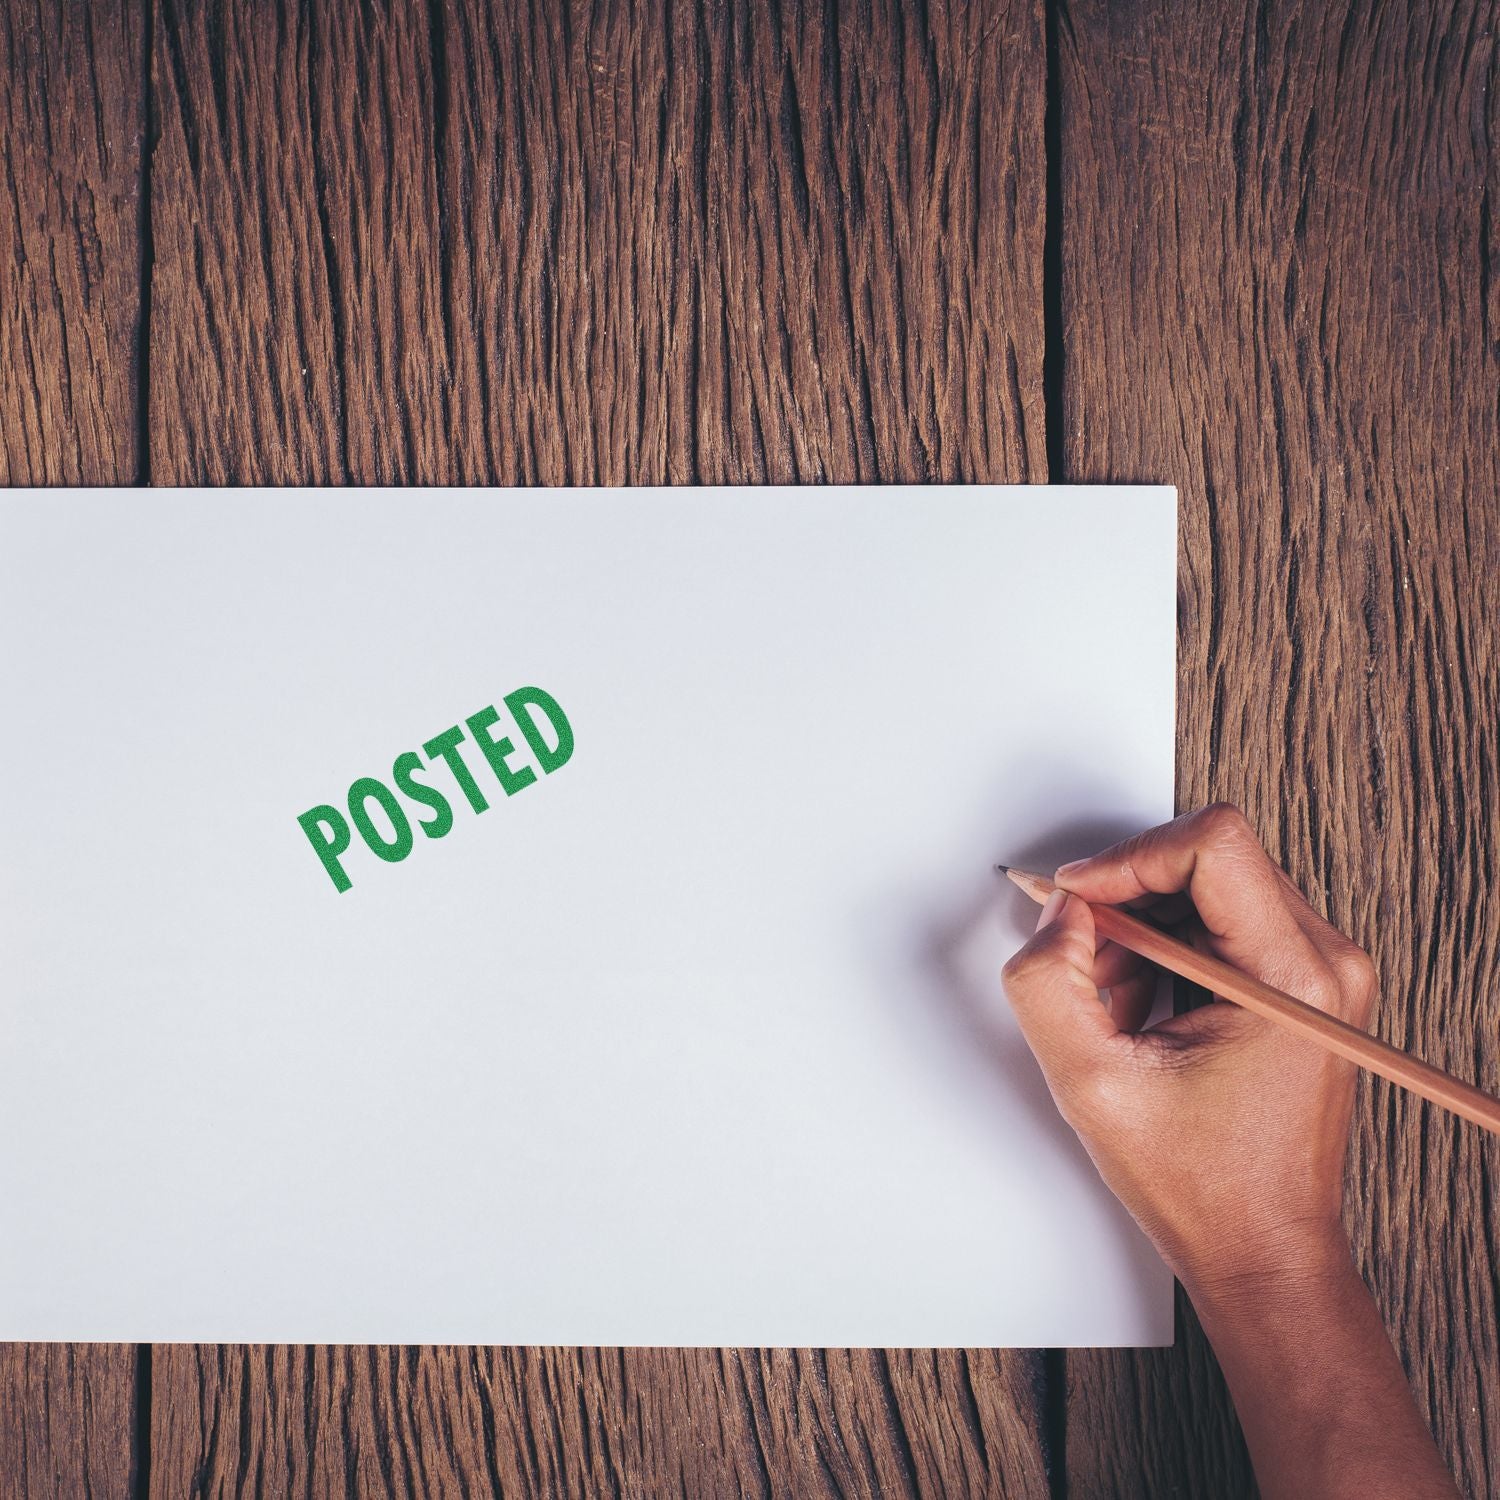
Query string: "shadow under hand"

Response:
xmin=897 ymin=759 xmax=1172 ymax=1314
xmin=920 ymin=801 xmax=1142 ymax=1163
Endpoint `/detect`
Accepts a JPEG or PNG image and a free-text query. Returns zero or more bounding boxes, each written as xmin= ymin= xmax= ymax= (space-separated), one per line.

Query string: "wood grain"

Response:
xmin=0 ymin=1346 xmax=141 ymax=1500
xmin=149 ymin=1346 xmax=1047 ymax=1499
xmin=1 ymin=1 xmax=143 ymax=1494
xmin=145 ymin=1 xmax=1051 ymax=1495
xmin=1 ymin=0 xmax=142 ymax=481
xmin=1058 ymin=0 xmax=1500 ymax=1495
xmin=151 ymin=0 xmax=1047 ymax=490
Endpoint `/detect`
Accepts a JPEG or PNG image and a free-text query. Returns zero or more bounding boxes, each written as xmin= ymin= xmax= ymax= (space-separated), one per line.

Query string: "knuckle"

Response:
xmin=1331 ymin=945 xmax=1378 ymax=1003
xmin=1301 ymin=970 xmax=1345 ymax=1013
xmin=1001 ymin=946 xmax=1045 ymax=990
xmin=1116 ymin=850 xmax=1149 ymax=892
xmin=1198 ymin=801 xmax=1254 ymax=847
xmin=1003 ymin=927 xmax=1093 ymax=1001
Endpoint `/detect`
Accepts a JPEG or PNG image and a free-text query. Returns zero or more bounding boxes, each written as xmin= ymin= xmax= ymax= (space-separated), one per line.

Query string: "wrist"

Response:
xmin=1174 ymin=1220 xmax=1356 ymax=1319
xmin=1177 ymin=1226 xmax=1460 ymax=1500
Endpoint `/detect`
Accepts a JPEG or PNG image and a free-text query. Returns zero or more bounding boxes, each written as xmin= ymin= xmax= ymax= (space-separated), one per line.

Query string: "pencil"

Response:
xmin=998 ymin=865 xmax=1500 ymax=1138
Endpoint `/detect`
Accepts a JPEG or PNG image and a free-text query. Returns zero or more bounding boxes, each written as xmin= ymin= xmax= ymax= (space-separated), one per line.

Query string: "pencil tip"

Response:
xmin=993 ymin=862 xmax=1010 ymax=875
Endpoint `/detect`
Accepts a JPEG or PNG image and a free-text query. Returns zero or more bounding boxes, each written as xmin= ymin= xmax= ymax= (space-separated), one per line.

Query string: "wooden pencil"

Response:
xmin=999 ymin=865 xmax=1500 ymax=1138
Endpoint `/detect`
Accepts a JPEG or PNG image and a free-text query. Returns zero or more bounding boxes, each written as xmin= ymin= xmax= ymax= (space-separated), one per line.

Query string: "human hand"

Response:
xmin=1000 ymin=802 xmax=1376 ymax=1298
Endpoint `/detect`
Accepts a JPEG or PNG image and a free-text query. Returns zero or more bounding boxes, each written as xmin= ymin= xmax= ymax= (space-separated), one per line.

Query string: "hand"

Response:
xmin=1000 ymin=802 xmax=1375 ymax=1297
xmin=1001 ymin=803 xmax=1459 ymax=1498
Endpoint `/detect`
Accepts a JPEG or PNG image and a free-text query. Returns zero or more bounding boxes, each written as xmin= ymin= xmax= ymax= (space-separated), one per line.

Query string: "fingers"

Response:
xmin=1053 ymin=804 xmax=1281 ymax=939
xmin=1124 ymin=891 xmax=1197 ymax=927
xmin=1090 ymin=940 xmax=1158 ymax=1031
xmin=1107 ymin=971 xmax=1158 ymax=1033
xmin=1052 ymin=803 xmax=1346 ymax=1010
xmin=1092 ymin=939 xmax=1145 ymax=989
xmin=1267 ymin=864 xmax=1379 ymax=1025
xmin=1001 ymin=892 xmax=1118 ymax=1082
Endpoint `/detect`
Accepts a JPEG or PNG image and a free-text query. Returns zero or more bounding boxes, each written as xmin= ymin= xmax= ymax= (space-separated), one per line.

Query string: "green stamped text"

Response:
xmin=297 ymin=685 xmax=574 ymax=893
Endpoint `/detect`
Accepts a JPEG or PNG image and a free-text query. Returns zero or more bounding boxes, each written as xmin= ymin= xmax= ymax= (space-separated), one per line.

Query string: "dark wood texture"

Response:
xmin=0 ymin=1346 xmax=140 ymax=1500
xmin=1 ymin=0 xmax=142 ymax=481
xmin=149 ymin=1347 xmax=1048 ymax=1498
xmin=1058 ymin=1 xmax=1500 ymax=1496
xmin=149 ymin=0 xmax=1047 ymax=489
xmin=1 ymin=1 xmax=143 ymax=1494
xmin=144 ymin=0 xmax=1052 ymax=1495
xmin=5 ymin=0 xmax=1498 ymax=1494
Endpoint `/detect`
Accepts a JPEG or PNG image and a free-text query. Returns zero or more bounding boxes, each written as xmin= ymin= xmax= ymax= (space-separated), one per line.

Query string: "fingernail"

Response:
xmin=1036 ymin=889 xmax=1068 ymax=930
xmin=1055 ymin=859 xmax=1085 ymax=882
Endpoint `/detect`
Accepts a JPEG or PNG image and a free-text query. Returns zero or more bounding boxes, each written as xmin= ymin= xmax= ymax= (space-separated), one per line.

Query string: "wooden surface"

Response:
xmin=1 ymin=0 xmax=141 ymax=482
xmin=2 ymin=0 xmax=1496 ymax=1494
xmin=1058 ymin=3 xmax=1500 ymax=1496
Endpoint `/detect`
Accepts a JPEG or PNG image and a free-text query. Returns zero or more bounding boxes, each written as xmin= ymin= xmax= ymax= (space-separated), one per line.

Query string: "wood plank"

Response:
xmin=151 ymin=0 xmax=1047 ymax=489
xmin=0 ymin=1345 xmax=141 ymax=1500
xmin=1 ymin=0 xmax=143 ymax=481
xmin=146 ymin=1 xmax=1052 ymax=1494
xmin=149 ymin=0 xmax=346 ymax=483
xmin=150 ymin=1346 xmax=1047 ymax=1498
xmin=1058 ymin=0 xmax=1500 ymax=1495
xmin=1 ymin=0 xmax=145 ymax=1492
xmin=431 ymin=0 xmax=1048 ymax=485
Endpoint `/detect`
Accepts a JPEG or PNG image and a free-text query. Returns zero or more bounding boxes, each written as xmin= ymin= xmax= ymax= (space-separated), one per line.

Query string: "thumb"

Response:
xmin=1001 ymin=891 xmax=1117 ymax=1079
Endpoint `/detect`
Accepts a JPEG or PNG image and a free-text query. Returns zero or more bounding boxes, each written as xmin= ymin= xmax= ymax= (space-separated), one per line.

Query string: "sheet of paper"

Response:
xmin=0 ymin=484 xmax=1176 ymax=1346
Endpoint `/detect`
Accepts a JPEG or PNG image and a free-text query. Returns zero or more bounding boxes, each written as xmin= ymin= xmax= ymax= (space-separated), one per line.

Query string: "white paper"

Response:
xmin=0 ymin=484 xmax=1176 ymax=1346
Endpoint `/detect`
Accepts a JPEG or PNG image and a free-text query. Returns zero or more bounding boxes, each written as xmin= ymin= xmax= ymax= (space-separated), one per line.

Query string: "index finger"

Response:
xmin=1051 ymin=803 xmax=1338 ymax=1002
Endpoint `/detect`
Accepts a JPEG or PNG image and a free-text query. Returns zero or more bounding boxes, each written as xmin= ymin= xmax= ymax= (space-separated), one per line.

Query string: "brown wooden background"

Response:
xmin=3 ymin=0 xmax=1496 ymax=1495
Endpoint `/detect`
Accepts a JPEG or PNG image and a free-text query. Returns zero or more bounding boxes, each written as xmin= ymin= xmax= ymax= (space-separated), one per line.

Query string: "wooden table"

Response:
xmin=3 ymin=1 xmax=1496 ymax=1494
